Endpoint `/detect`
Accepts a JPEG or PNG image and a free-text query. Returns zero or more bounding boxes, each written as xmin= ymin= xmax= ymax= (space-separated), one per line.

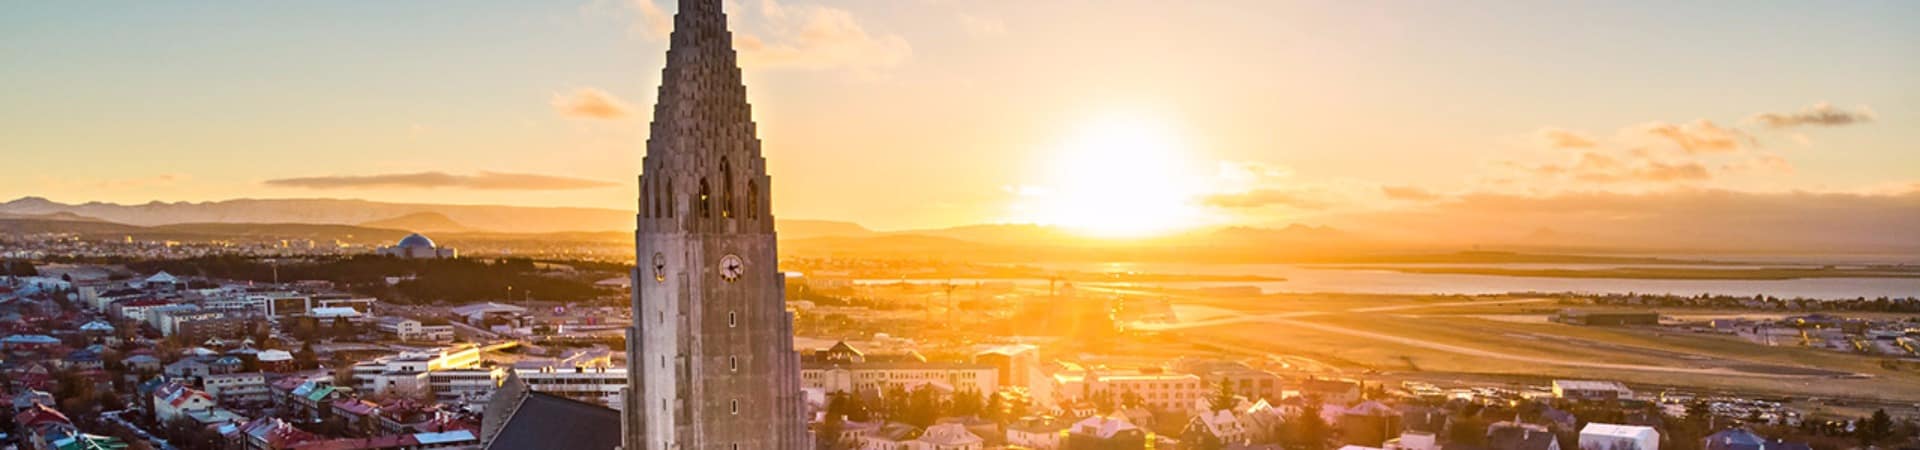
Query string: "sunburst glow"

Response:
xmin=1019 ymin=114 xmax=1206 ymax=238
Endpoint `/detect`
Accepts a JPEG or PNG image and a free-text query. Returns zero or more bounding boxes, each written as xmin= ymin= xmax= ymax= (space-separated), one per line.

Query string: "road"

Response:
xmin=1131 ymin=298 xmax=1555 ymax=331
xmin=1140 ymin=297 xmax=1855 ymax=379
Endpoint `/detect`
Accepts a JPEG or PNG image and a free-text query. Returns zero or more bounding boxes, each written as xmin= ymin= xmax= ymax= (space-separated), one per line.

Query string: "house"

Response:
xmin=1193 ymin=409 xmax=1250 ymax=445
xmin=236 ymin=417 xmax=320 ymax=450
xmin=1580 ymin=423 xmax=1658 ymax=450
xmin=153 ymin=381 xmax=219 ymax=423
xmin=166 ymin=358 xmax=214 ymax=380
xmin=913 ymin=423 xmax=984 ymax=450
xmin=203 ymin=372 xmax=271 ymax=405
xmin=15 ymin=403 xmax=77 ymax=449
xmin=1064 ymin=414 xmax=1152 ymax=449
xmin=1337 ymin=401 xmax=1400 ymax=447
xmin=123 ymin=354 xmax=163 ymax=373
xmin=12 ymin=389 xmax=55 ymax=412
xmin=1006 ymin=417 xmax=1070 ymax=450
xmin=1702 ymin=429 xmax=1808 ymax=450
xmin=1489 ymin=422 xmax=1560 ymax=450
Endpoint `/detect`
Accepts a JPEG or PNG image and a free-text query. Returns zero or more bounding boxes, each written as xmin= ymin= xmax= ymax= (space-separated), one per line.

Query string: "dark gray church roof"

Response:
xmin=485 ymin=392 xmax=621 ymax=450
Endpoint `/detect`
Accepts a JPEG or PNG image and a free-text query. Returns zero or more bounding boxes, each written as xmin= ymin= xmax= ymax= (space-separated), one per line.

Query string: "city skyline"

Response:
xmin=3 ymin=1 xmax=1916 ymax=235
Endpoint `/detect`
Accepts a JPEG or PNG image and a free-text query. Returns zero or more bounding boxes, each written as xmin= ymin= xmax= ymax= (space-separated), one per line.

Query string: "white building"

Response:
xmin=1050 ymin=364 xmax=1204 ymax=411
xmin=1580 ymin=423 xmax=1659 ymax=450
xmin=515 ymin=365 xmax=627 ymax=409
xmin=800 ymin=342 xmax=997 ymax=396
xmin=201 ymin=372 xmax=269 ymax=405
xmin=1555 ymin=380 xmax=1634 ymax=400
xmin=377 ymin=317 xmax=455 ymax=342
xmin=377 ymin=233 xmax=456 ymax=259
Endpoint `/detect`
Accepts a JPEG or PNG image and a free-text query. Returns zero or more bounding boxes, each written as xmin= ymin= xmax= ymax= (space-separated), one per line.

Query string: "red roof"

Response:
xmin=288 ymin=434 xmax=419 ymax=450
xmin=14 ymin=403 xmax=70 ymax=427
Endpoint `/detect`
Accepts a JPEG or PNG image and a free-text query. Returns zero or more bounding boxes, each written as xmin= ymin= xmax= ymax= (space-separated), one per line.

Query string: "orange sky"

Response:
xmin=2 ymin=1 xmax=1915 ymax=235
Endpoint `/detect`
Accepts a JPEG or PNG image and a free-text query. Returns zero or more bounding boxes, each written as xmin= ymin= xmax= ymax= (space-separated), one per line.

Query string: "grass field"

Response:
xmin=1150 ymin=293 xmax=1920 ymax=403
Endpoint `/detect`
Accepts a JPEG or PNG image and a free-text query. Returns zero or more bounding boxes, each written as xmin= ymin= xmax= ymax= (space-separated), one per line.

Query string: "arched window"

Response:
xmin=698 ymin=178 xmax=711 ymax=218
xmin=720 ymin=157 xmax=734 ymax=219
xmin=747 ymin=180 xmax=759 ymax=220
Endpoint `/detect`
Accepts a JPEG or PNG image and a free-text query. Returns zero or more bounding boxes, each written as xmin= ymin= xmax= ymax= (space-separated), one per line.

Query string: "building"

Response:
xmin=377 ymin=233 xmax=456 ymax=259
xmin=1555 ymin=310 xmax=1659 ymax=326
xmin=376 ymin=317 xmax=455 ymax=342
xmin=973 ymin=344 xmax=1042 ymax=392
xmin=1553 ymin=380 xmax=1634 ymax=401
xmin=1050 ymin=364 xmax=1205 ymax=411
xmin=153 ymin=381 xmax=220 ymax=423
xmin=350 ymin=346 xmax=483 ymax=395
xmin=513 ymin=365 xmax=627 ymax=409
xmin=1064 ymin=414 xmax=1154 ymax=449
xmin=802 ymin=341 xmax=997 ymax=396
xmin=1175 ymin=359 xmax=1284 ymax=402
xmin=618 ymin=2 xmax=810 ymax=449
xmin=481 ymin=373 xmax=621 ymax=450
xmin=1489 ymin=422 xmax=1560 ymax=450
xmin=1580 ymin=423 xmax=1659 ymax=450
xmin=202 ymin=372 xmax=271 ymax=405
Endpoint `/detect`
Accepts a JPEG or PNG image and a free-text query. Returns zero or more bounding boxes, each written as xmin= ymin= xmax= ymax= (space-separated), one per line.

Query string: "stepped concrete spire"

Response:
xmin=624 ymin=0 xmax=809 ymax=449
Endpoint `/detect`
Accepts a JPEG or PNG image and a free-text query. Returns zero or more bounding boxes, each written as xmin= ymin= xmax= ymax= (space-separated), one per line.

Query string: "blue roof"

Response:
xmin=397 ymin=233 xmax=436 ymax=249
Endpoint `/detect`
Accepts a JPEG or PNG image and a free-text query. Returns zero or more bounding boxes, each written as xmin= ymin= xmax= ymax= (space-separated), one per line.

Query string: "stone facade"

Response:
xmin=623 ymin=1 xmax=810 ymax=449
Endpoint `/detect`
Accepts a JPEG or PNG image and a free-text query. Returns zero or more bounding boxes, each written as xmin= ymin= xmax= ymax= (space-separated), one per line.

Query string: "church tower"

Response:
xmin=624 ymin=1 xmax=809 ymax=449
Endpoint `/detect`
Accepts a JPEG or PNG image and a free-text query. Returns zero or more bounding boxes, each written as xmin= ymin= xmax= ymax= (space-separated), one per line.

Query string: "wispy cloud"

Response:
xmin=1637 ymin=119 xmax=1745 ymax=154
xmin=1203 ymin=189 xmax=1332 ymax=210
xmin=552 ymin=88 xmax=633 ymax=120
xmin=957 ymin=14 xmax=1007 ymax=38
xmin=1380 ymin=185 xmax=1440 ymax=201
xmin=735 ymin=1 xmax=912 ymax=75
xmin=1749 ymin=102 xmax=1875 ymax=129
xmin=1536 ymin=127 xmax=1596 ymax=149
xmin=265 ymin=171 xmax=616 ymax=191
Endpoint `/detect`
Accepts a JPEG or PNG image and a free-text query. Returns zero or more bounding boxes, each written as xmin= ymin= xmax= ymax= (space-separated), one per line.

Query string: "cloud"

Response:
xmin=552 ymin=88 xmax=633 ymax=120
xmin=1749 ymin=102 xmax=1875 ymax=129
xmin=1380 ymin=185 xmax=1440 ymax=201
xmin=1536 ymin=127 xmax=1596 ymax=149
xmin=1520 ymin=151 xmax=1711 ymax=184
xmin=1637 ymin=119 xmax=1745 ymax=154
xmin=1203 ymin=189 xmax=1333 ymax=210
xmin=1722 ymin=154 xmax=1796 ymax=175
xmin=735 ymin=1 xmax=912 ymax=75
xmin=625 ymin=0 xmax=673 ymax=40
xmin=265 ymin=172 xmax=617 ymax=191
xmin=957 ymin=14 xmax=1007 ymax=38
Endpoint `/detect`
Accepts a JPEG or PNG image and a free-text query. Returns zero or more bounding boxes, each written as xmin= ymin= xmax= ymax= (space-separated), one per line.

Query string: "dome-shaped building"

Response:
xmin=377 ymin=232 xmax=457 ymax=259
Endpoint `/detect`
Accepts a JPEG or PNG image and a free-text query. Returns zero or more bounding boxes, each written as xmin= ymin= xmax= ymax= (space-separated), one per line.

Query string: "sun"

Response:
xmin=1019 ymin=114 xmax=1207 ymax=238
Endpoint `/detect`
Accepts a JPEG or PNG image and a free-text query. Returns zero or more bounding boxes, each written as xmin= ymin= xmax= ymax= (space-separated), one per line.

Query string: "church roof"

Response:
xmin=483 ymin=391 xmax=620 ymax=450
xmin=397 ymin=233 xmax=435 ymax=249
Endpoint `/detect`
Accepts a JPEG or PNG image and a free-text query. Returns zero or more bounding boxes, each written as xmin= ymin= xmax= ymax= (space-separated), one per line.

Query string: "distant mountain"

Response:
xmin=0 ymin=210 xmax=107 ymax=222
xmin=1 ymin=197 xmax=628 ymax=233
xmin=776 ymin=220 xmax=874 ymax=239
xmin=359 ymin=212 xmax=472 ymax=233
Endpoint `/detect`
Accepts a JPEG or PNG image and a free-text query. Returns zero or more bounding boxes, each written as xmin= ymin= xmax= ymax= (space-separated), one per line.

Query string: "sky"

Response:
xmin=2 ymin=0 xmax=1915 ymax=234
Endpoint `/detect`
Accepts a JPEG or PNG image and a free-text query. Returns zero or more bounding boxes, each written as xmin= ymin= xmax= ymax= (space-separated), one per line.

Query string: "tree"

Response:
xmin=1210 ymin=379 xmax=1238 ymax=412
xmin=951 ymin=389 xmax=986 ymax=417
xmin=903 ymin=384 xmax=944 ymax=427
xmin=1280 ymin=398 xmax=1330 ymax=450
xmin=1858 ymin=409 xmax=1893 ymax=447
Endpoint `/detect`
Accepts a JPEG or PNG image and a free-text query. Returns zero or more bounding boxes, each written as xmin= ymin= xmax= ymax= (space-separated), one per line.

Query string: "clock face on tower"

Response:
xmin=652 ymin=253 xmax=667 ymax=283
xmin=719 ymin=254 xmax=744 ymax=282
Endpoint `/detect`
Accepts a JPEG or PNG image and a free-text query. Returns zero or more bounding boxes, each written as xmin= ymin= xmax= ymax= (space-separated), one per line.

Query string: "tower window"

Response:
xmin=729 ymin=356 xmax=737 ymax=371
xmin=698 ymin=178 xmax=711 ymax=218
xmin=731 ymin=399 xmax=738 ymax=414
xmin=729 ymin=311 xmax=736 ymax=327
xmin=720 ymin=157 xmax=734 ymax=219
xmin=747 ymin=179 xmax=759 ymax=220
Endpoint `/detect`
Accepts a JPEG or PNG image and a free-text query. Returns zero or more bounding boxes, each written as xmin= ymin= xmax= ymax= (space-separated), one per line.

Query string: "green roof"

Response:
xmin=306 ymin=385 xmax=336 ymax=401
xmin=53 ymin=433 xmax=128 ymax=450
